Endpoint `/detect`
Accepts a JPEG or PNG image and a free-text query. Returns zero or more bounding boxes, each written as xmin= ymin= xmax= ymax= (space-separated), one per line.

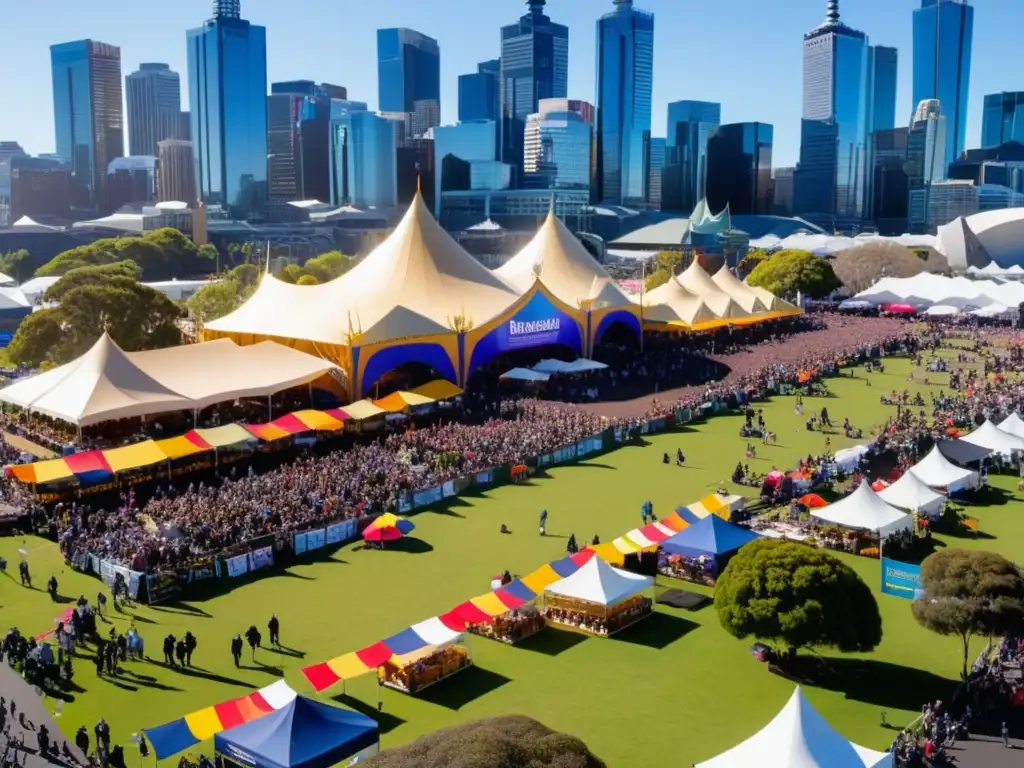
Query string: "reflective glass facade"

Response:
xmin=433 ymin=120 xmax=498 ymax=215
xmin=982 ymin=92 xmax=1024 ymax=149
xmin=377 ymin=28 xmax=440 ymax=136
xmin=912 ymin=0 xmax=973 ymax=166
xmin=459 ymin=60 xmax=500 ymax=123
xmin=347 ymin=112 xmax=397 ymax=209
xmin=499 ymin=1 xmax=569 ymax=174
xmin=663 ymin=100 xmax=720 ymax=213
xmin=867 ymin=127 xmax=909 ymax=234
xmin=126 ymin=63 xmax=183 ymax=157
xmin=187 ymin=10 xmax=267 ymax=218
xmin=646 ymin=137 xmax=665 ymax=210
xmin=51 ymin=39 xmax=124 ymax=211
xmin=705 ymin=122 xmax=773 ymax=215
xmin=327 ymin=100 xmax=368 ymax=206
xmin=867 ymin=46 xmax=897 ymax=133
xmin=524 ymin=99 xmax=594 ymax=191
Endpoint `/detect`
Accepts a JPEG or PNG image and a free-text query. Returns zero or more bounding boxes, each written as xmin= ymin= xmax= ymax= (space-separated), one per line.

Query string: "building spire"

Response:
xmin=825 ymin=0 xmax=839 ymax=24
xmin=212 ymin=0 xmax=240 ymax=19
xmin=527 ymin=0 xmax=546 ymax=14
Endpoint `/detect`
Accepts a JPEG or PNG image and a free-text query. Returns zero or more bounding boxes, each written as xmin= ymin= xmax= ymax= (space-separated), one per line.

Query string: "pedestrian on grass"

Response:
xmin=245 ymin=626 xmax=261 ymax=661
xmin=97 ymin=591 xmax=107 ymax=618
xmin=184 ymin=632 xmax=197 ymax=666
xmin=1002 ymin=721 xmax=1010 ymax=748
xmin=19 ymin=560 xmax=31 ymax=587
xmin=75 ymin=726 xmax=89 ymax=756
xmin=268 ymin=615 xmax=280 ymax=647
xmin=163 ymin=634 xmax=176 ymax=666
xmin=539 ymin=509 xmax=548 ymax=536
xmin=231 ymin=634 xmax=243 ymax=667
xmin=94 ymin=718 xmax=110 ymax=750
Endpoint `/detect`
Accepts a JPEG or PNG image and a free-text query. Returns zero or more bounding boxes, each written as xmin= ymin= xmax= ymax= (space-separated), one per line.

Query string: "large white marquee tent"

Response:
xmin=810 ymin=482 xmax=913 ymax=536
xmin=960 ymin=419 xmax=1024 ymax=458
xmin=543 ymin=556 xmax=653 ymax=607
xmin=877 ymin=472 xmax=945 ymax=518
xmin=998 ymin=412 xmax=1024 ymax=439
xmin=908 ymin=446 xmax=980 ymax=493
xmin=852 ymin=274 xmax=1024 ymax=313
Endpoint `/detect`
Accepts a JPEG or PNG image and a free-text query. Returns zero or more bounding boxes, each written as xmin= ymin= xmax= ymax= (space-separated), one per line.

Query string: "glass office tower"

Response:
xmin=523 ymin=98 xmax=594 ymax=191
xmin=433 ymin=120 xmax=498 ymax=215
xmin=794 ymin=0 xmax=869 ymax=223
xmin=328 ymin=100 xmax=369 ymax=207
xmin=50 ymin=39 xmax=124 ymax=211
xmin=705 ymin=122 xmax=774 ymax=215
xmin=187 ymin=0 xmax=267 ymax=218
xmin=499 ymin=0 xmax=569 ymax=175
xmin=867 ymin=46 xmax=898 ymax=133
xmin=981 ymin=92 xmax=1024 ymax=148
xmin=646 ymin=137 xmax=665 ymax=210
xmin=347 ymin=112 xmax=398 ymax=209
xmin=595 ymin=0 xmax=654 ymax=206
xmin=377 ymin=28 xmax=441 ymax=137
xmin=663 ymin=100 xmax=720 ymax=213
xmin=125 ymin=63 xmax=183 ymax=157
xmin=912 ymin=0 xmax=973 ymax=167
xmin=458 ymin=60 xmax=500 ymax=123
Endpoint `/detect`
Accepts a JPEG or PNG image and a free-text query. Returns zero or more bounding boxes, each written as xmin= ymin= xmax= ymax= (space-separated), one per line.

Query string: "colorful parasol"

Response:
xmin=362 ymin=513 xmax=415 ymax=542
xmin=797 ymin=493 xmax=828 ymax=508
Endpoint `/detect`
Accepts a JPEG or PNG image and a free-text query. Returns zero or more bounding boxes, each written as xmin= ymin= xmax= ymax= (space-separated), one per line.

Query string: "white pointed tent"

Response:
xmin=642 ymin=277 xmax=719 ymax=328
xmin=909 ymin=446 xmax=980 ymax=492
xmin=960 ymin=419 xmax=1024 ymax=458
xmin=712 ymin=266 xmax=769 ymax=314
xmin=695 ymin=687 xmax=892 ymax=768
xmin=877 ymin=471 xmax=945 ymax=518
xmin=745 ymin=281 xmax=802 ymax=315
xmin=678 ymin=261 xmax=749 ymax=319
xmin=495 ymin=210 xmax=633 ymax=310
xmin=0 ymin=334 xmax=191 ymax=427
xmin=543 ymin=556 xmax=653 ymax=607
xmin=998 ymin=412 xmax=1024 ymax=440
xmin=810 ymin=482 xmax=913 ymax=536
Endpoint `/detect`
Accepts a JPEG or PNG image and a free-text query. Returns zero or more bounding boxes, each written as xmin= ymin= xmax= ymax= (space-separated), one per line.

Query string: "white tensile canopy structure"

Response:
xmin=695 ymin=687 xmax=892 ymax=768
xmin=544 ymin=556 xmax=653 ymax=607
xmin=499 ymin=367 xmax=550 ymax=382
xmin=998 ymin=412 xmax=1024 ymax=439
xmin=877 ymin=471 xmax=945 ymax=518
xmin=909 ymin=446 xmax=980 ymax=493
xmin=642 ymin=277 xmax=718 ymax=327
xmin=677 ymin=261 xmax=750 ymax=319
xmin=494 ymin=210 xmax=633 ymax=310
xmin=532 ymin=358 xmax=607 ymax=374
xmin=959 ymin=419 xmax=1024 ymax=458
xmin=0 ymin=334 xmax=338 ymax=427
xmin=712 ymin=266 xmax=769 ymax=314
xmin=832 ymin=443 xmax=870 ymax=471
xmin=852 ymin=274 xmax=1024 ymax=313
xmin=746 ymin=281 xmax=802 ymax=314
xmin=810 ymin=482 xmax=913 ymax=536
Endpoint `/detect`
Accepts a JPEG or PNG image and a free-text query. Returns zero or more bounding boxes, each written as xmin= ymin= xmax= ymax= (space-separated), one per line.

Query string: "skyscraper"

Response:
xmin=906 ymin=98 xmax=948 ymax=232
xmin=499 ymin=0 xmax=569 ymax=174
xmin=645 ymin=137 xmax=665 ymax=210
xmin=157 ymin=139 xmax=197 ymax=204
xmin=706 ymin=122 xmax=774 ymax=216
xmin=328 ymin=99 xmax=369 ymax=207
xmin=377 ymin=28 xmax=441 ymax=138
xmin=126 ymin=63 xmax=184 ymax=157
xmin=981 ymin=92 xmax=1024 ymax=148
xmin=523 ymin=98 xmax=594 ymax=191
xmin=595 ymin=0 xmax=654 ymax=207
xmin=0 ymin=142 xmax=27 ymax=226
xmin=347 ymin=112 xmax=398 ymax=209
xmin=433 ymin=120 xmax=499 ymax=215
xmin=867 ymin=46 xmax=898 ymax=133
xmin=663 ymin=100 xmax=720 ymax=213
xmin=187 ymin=0 xmax=268 ymax=218
xmin=50 ymin=39 xmax=124 ymax=211
xmin=267 ymin=84 xmax=305 ymax=202
xmin=458 ymin=60 xmax=500 ymax=123
xmin=107 ymin=156 xmax=157 ymax=209
xmin=794 ymin=0 xmax=869 ymax=223
xmin=912 ymin=0 xmax=973 ymax=166
xmin=867 ymin=127 xmax=909 ymax=234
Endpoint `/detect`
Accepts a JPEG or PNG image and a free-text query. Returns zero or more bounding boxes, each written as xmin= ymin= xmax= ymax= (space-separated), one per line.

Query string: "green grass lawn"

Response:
xmin=4 ymin=353 xmax=1023 ymax=767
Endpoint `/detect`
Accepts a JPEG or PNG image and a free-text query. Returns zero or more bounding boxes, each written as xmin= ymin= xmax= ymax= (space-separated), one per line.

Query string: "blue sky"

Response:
xmin=3 ymin=0 xmax=1022 ymax=166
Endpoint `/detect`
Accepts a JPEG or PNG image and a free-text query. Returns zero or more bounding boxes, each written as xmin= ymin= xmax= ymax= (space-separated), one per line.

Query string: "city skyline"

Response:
xmin=4 ymin=0 xmax=1022 ymax=168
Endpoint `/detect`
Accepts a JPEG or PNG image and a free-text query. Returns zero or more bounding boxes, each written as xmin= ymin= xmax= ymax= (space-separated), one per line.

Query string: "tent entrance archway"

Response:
xmin=469 ymin=342 xmax=583 ymax=386
xmin=370 ymin=361 xmax=449 ymax=399
xmin=594 ymin=320 xmax=641 ymax=350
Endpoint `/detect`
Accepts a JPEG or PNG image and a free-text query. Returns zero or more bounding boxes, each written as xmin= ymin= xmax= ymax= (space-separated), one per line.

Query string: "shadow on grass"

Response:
xmin=961 ymin=486 xmax=1014 ymax=508
xmin=267 ymin=645 xmax=306 ymax=659
xmin=383 ymin=537 xmax=434 ymax=555
xmin=165 ymin=664 xmax=256 ymax=688
xmin=101 ymin=674 xmax=182 ymax=693
xmin=417 ymin=666 xmax=512 ymax=710
xmin=774 ymin=656 xmax=955 ymax=712
xmin=150 ymin=602 xmax=212 ymax=619
xmin=518 ymin=627 xmax=587 ymax=656
xmin=239 ymin=662 xmax=283 ymax=676
xmin=331 ymin=694 xmax=405 ymax=734
xmin=280 ymin=571 xmax=316 ymax=581
xmin=613 ymin=612 xmax=698 ymax=650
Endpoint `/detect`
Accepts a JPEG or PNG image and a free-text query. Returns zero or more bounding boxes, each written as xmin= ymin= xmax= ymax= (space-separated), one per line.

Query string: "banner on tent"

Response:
xmin=326 ymin=519 xmax=358 ymax=544
xmin=881 ymin=558 xmax=923 ymax=600
xmin=226 ymin=554 xmax=249 ymax=579
xmin=248 ymin=546 xmax=274 ymax=572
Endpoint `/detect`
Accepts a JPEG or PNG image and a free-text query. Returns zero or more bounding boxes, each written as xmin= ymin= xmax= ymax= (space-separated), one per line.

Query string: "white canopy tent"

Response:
xmin=810 ymin=482 xmax=913 ymax=536
xmin=909 ymin=446 xmax=980 ymax=493
xmin=696 ymin=687 xmax=892 ymax=768
xmin=499 ymin=367 xmax=550 ymax=382
xmin=960 ymin=420 xmax=1024 ymax=458
xmin=877 ymin=472 xmax=945 ymax=518
xmin=998 ymin=413 xmax=1024 ymax=440
xmin=544 ymin=556 xmax=653 ymax=607
xmin=832 ymin=444 xmax=870 ymax=471
xmin=532 ymin=358 xmax=608 ymax=374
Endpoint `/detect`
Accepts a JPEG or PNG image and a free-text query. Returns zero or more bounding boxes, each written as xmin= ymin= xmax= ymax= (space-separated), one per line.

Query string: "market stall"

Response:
xmin=467 ymin=604 xmax=545 ymax=645
xmin=908 ymin=446 xmax=980 ymax=493
xmin=960 ymin=419 xmax=1024 ymax=459
xmin=810 ymin=483 xmax=912 ymax=538
xmin=877 ymin=471 xmax=945 ymax=518
xmin=542 ymin=557 xmax=654 ymax=637
xmin=378 ymin=636 xmax=472 ymax=695
xmin=658 ymin=515 xmax=761 ymax=585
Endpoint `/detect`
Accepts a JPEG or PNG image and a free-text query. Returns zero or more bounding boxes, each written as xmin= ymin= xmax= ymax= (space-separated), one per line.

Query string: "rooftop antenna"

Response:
xmin=825 ymin=0 xmax=839 ymax=24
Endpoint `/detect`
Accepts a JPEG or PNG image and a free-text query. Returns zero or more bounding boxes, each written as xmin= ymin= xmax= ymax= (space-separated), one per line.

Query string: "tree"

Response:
xmin=227 ymin=263 xmax=260 ymax=291
xmin=716 ymin=539 xmax=882 ymax=660
xmin=276 ymin=263 xmax=303 ymax=284
xmin=644 ymin=251 xmax=684 ymax=291
xmin=35 ymin=241 xmax=119 ymax=276
xmin=746 ymin=249 xmax=842 ymax=300
xmin=738 ymin=248 xmax=771 ymax=279
xmin=0 ymin=249 xmax=35 ymax=283
xmin=912 ymin=549 xmax=1024 ymax=679
xmin=35 ymin=228 xmax=215 ymax=281
xmin=302 ymin=250 xmax=351 ymax=283
xmin=187 ymin=280 xmax=244 ymax=324
xmin=296 ymin=274 xmax=319 ymax=286
xmin=197 ymin=243 xmax=220 ymax=273
xmin=831 ymin=242 xmax=949 ymax=294
xmin=6 ymin=308 xmax=64 ymax=367
xmin=43 ymin=261 xmax=141 ymax=303
xmin=364 ymin=715 xmax=605 ymax=768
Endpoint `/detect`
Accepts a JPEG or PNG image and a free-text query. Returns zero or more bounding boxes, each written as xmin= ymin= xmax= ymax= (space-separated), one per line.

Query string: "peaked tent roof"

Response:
xmin=909 ymin=446 xmax=980 ymax=490
xmin=642 ymin=277 xmax=718 ymax=326
xmin=696 ymin=687 xmax=892 ymax=768
xmin=960 ymin=419 xmax=1024 ymax=456
xmin=998 ymin=412 xmax=1024 ymax=439
xmin=0 ymin=333 xmax=192 ymax=427
xmin=678 ymin=261 xmax=750 ymax=319
xmin=877 ymin=471 xmax=945 ymax=514
xmin=495 ymin=211 xmax=632 ymax=309
xmin=712 ymin=265 xmax=770 ymax=313
xmin=544 ymin=555 xmax=653 ymax=607
xmin=661 ymin=514 xmax=760 ymax=557
xmin=214 ymin=696 xmax=378 ymax=768
xmin=745 ymin=282 xmax=802 ymax=314
xmin=935 ymin=438 xmax=992 ymax=465
xmin=810 ymin=482 xmax=912 ymax=536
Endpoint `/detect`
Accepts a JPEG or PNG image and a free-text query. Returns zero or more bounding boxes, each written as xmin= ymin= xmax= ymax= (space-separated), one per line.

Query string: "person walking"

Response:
xmin=19 ymin=560 xmax=31 ymax=587
xmin=75 ymin=726 xmax=89 ymax=757
xmin=96 ymin=592 xmax=107 ymax=618
xmin=47 ymin=575 xmax=58 ymax=602
xmin=183 ymin=632 xmax=197 ymax=666
xmin=162 ymin=634 xmax=176 ymax=666
xmin=245 ymin=626 xmax=261 ymax=662
xmin=94 ymin=719 xmax=111 ymax=751
xmin=539 ymin=509 xmax=548 ymax=536
xmin=268 ymin=615 xmax=280 ymax=647
xmin=1002 ymin=721 xmax=1011 ymax=749
xmin=231 ymin=634 xmax=243 ymax=667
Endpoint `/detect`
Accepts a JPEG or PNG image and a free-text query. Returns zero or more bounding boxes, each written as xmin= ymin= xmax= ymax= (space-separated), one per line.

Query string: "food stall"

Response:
xmin=542 ymin=557 xmax=654 ymax=637
xmin=658 ymin=515 xmax=761 ymax=585
xmin=378 ymin=637 xmax=472 ymax=695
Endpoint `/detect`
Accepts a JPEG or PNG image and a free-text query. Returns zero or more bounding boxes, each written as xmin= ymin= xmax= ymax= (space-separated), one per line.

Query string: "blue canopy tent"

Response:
xmin=214 ymin=696 xmax=379 ymax=768
xmin=659 ymin=515 xmax=760 ymax=584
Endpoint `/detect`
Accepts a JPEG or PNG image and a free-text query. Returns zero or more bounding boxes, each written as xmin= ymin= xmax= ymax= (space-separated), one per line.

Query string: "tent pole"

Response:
xmin=308 ymin=382 xmax=313 ymax=408
xmin=267 ymin=395 xmax=272 ymax=422
xmin=193 ymin=409 xmax=197 ymax=428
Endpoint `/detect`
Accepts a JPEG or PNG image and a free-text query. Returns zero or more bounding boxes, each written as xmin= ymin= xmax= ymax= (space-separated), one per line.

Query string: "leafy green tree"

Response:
xmin=0 ymin=249 xmax=35 ymax=283
xmin=36 ymin=241 xmax=119 ymax=276
xmin=302 ymin=250 xmax=351 ymax=283
xmin=644 ymin=251 xmax=684 ymax=291
xmin=716 ymin=539 xmax=882 ymax=661
xmin=296 ymin=274 xmax=319 ymax=286
xmin=187 ymin=280 xmax=244 ymax=324
xmin=35 ymin=228 xmax=215 ymax=280
xmin=227 ymin=263 xmax=260 ymax=291
xmin=912 ymin=549 xmax=1024 ymax=678
xmin=746 ymin=249 xmax=842 ymax=300
xmin=277 ymin=263 xmax=303 ymax=284
xmin=738 ymin=248 xmax=771 ymax=279
xmin=44 ymin=261 xmax=141 ymax=303
xmin=197 ymin=243 xmax=220 ymax=272
xmin=6 ymin=308 xmax=64 ymax=367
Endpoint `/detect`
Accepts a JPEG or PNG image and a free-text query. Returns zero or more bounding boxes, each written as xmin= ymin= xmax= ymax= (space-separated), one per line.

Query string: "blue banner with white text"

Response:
xmin=881 ymin=557 xmax=922 ymax=600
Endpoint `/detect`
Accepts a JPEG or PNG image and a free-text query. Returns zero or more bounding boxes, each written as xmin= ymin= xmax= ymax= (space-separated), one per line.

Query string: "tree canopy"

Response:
xmin=912 ymin=548 xmax=1024 ymax=678
xmin=738 ymin=248 xmax=771 ymax=279
xmin=271 ymin=250 xmax=353 ymax=285
xmin=296 ymin=274 xmax=319 ymax=286
xmin=0 ymin=249 xmax=35 ymax=283
xmin=716 ymin=539 xmax=883 ymax=658
xmin=364 ymin=715 xmax=605 ymax=768
xmin=35 ymin=228 xmax=215 ymax=281
xmin=643 ymin=251 xmax=684 ymax=291
xmin=746 ymin=249 xmax=842 ymax=300
xmin=831 ymin=242 xmax=949 ymax=294
xmin=8 ymin=261 xmax=184 ymax=367
xmin=185 ymin=263 xmax=262 ymax=325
